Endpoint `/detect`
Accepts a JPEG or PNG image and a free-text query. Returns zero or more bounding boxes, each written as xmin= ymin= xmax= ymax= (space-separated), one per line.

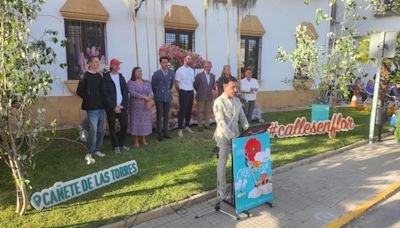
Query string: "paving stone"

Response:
xmin=133 ymin=137 xmax=400 ymax=228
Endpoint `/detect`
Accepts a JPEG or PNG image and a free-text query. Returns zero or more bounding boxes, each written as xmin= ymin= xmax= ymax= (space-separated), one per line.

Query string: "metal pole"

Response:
xmin=161 ymin=0 xmax=165 ymax=41
xmin=204 ymin=0 xmax=208 ymax=60
xmin=368 ymin=33 xmax=386 ymax=144
xmin=154 ymin=0 xmax=159 ymax=69
xmin=145 ymin=0 xmax=151 ymax=80
xmin=237 ymin=0 xmax=241 ymax=82
xmin=132 ymin=0 xmax=139 ymax=66
xmin=227 ymin=3 xmax=231 ymax=65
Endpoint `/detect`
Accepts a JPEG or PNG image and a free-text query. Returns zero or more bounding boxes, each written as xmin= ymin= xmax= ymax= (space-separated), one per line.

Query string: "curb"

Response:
xmin=102 ymin=133 xmax=392 ymax=228
xmin=325 ymin=182 xmax=400 ymax=228
xmin=100 ymin=189 xmax=216 ymax=228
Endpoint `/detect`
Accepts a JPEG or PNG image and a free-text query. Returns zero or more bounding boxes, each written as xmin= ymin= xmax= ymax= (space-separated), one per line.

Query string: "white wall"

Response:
xmin=30 ymin=0 xmax=331 ymax=96
xmin=30 ymin=0 xmax=68 ymax=96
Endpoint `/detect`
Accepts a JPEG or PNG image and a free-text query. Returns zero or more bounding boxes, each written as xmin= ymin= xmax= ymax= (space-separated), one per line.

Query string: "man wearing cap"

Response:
xmin=103 ymin=58 xmax=129 ymax=153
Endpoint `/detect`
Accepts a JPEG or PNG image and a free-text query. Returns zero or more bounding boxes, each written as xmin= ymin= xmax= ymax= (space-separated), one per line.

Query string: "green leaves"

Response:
xmin=275 ymin=25 xmax=321 ymax=82
xmin=0 ymin=0 xmax=61 ymax=214
xmin=369 ymin=0 xmax=400 ymax=16
xmin=276 ymin=0 xmax=372 ymax=103
xmin=315 ymin=8 xmax=332 ymax=25
xmin=209 ymin=0 xmax=258 ymax=11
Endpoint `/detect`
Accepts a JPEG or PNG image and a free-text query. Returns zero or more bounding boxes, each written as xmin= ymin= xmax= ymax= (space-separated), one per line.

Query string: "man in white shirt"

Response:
xmin=102 ymin=58 xmax=129 ymax=154
xmin=213 ymin=77 xmax=249 ymax=200
xmin=240 ymin=68 xmax=259 ymax=122
xmin=175 ymin=55 xmax=195 ymax=137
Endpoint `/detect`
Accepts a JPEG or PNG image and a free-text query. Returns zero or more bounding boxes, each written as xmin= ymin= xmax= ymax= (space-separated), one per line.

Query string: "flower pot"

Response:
xmin=388 ymin=107 xmax=396 ymax=115
xmin=64 ymin=80 xmax=79 ymax=95
xmin=292 ymin=79 xmax=313 ymax=90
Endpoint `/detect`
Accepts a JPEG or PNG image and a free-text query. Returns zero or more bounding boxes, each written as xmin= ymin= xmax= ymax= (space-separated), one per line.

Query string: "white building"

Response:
xmin=31 ymin=0 xmax=333 ymax=126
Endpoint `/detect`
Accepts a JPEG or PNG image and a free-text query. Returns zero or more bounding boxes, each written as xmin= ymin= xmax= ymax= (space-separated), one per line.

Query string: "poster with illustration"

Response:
xmin=232 ymin=132 xmax=272 ymax=214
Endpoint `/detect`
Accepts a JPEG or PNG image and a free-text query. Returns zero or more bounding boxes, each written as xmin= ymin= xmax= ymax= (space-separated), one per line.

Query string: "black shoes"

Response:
xmin=158 ymin=132 xmax=171 ymax=142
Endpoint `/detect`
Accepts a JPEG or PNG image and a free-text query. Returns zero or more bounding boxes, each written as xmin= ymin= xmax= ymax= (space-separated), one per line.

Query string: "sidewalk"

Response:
xmin=132 ymin=136 xmax=400 ymax=228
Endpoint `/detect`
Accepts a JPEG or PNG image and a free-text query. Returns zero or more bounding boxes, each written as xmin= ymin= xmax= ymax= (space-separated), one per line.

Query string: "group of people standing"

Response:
xmin=76 ymin=56 xmax=157 ymax=165
xmin=349 ymin=78 xmax=375 ymax=102
xmin=76 ymin=54 xmax=260 ymax=171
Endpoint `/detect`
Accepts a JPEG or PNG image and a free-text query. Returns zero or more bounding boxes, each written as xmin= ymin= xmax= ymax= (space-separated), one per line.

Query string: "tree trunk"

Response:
xmin=9 ymin=155 xmax=29 ymax=215
xmin=378 ymin=62 xmax=391 ymax=106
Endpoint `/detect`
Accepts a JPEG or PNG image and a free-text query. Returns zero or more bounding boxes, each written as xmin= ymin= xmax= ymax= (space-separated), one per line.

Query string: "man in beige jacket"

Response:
xmin=213 ymin=77 xmax=249 ymax=200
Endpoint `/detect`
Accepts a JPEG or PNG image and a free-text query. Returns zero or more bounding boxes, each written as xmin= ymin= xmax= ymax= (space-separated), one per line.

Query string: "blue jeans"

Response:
xmin=86 ymin=109 xmax=105 ymax=154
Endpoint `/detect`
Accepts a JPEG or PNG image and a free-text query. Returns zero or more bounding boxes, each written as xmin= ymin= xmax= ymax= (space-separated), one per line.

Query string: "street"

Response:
xmin=349 ymin=190 xmax=400 ymax=228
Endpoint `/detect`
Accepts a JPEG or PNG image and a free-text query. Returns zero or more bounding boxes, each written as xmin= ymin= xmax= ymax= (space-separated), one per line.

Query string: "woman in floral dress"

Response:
xmin=127 ymin=67 xmax=154 ymax=148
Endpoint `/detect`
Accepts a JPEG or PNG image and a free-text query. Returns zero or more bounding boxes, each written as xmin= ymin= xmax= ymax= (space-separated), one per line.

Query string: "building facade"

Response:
xmin=30 ymin=0 xmax=332 ymax=127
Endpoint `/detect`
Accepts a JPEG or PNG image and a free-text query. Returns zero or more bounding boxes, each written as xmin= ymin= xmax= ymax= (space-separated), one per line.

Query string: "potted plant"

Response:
xmin=275 ymin=25 xmax=320 ymax=90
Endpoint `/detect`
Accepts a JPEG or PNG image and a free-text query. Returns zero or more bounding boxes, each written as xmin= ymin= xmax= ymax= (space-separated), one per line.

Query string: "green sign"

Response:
xmin=31 ymin=160 xmax=138 ymax=210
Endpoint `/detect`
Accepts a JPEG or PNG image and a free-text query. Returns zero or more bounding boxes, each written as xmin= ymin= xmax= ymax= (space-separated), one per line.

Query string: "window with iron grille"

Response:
xmin=241 ymin=36 xmax=261 ymax=79
xmin=165 ymin=29 xmax=194 ymax=51
xmin=64 ymin=20 xmax=107 ymax=80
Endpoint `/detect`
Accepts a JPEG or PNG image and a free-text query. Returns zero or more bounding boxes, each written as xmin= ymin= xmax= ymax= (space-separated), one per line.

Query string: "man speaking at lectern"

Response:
xmin=213 ymin=77 xmax=249 ymax=200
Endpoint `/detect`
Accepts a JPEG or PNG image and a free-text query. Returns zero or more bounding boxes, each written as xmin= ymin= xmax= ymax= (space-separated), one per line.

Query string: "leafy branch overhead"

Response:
xmin=276 ymin=25 xmax=321 ymax=81
xmin=208 ymin=0 xmax=258 ymax=11
xmin=276 ymin=0 xmax=373 ymax=104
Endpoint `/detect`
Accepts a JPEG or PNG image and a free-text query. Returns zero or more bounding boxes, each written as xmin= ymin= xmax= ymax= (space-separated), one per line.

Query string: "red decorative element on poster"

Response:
xmin=245 ymin=138 xmax=262 ymax=168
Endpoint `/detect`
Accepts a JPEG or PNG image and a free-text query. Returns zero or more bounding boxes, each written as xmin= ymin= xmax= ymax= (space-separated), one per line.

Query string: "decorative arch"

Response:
xmin=60 ymin=0 xmax=109 ymax=22
xmin=240 ymin=15 xmax=266 ymax=37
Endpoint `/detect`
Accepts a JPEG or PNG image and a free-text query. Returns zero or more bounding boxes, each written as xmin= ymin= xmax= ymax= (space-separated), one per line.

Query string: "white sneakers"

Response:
xmin=84 ymin=154 xmax=96 ymax=165
xmin=94 ymin=151 xmax=106 ymax=157
xmin=85 ymin=151 xmax=105 ymax=165
xmin=185 ymin=126 xmax=194 ymax=133
xmin=178 ymin=127 xmax=194 ymax=137
xmin=120 ymin=146 xmax=130 ymax=151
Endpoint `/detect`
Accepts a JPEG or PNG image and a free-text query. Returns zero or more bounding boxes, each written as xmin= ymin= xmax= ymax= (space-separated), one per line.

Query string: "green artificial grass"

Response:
xmin=0 ymin=107 xmax=387 ymax=227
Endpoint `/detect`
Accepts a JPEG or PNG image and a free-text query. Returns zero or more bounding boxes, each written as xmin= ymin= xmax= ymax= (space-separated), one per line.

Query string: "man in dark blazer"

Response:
xmin=102 ymin=58 xmax=129 ymax=153
xmin=151 ymin=56 xmax=175 ymax=141
xmin=194 ymin=60 xmax=216 ymax=131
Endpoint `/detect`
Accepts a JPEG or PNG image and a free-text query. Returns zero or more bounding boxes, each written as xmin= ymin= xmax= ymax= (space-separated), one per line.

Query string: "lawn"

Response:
xmin=0 ymin=107 xmax=387 ymax=227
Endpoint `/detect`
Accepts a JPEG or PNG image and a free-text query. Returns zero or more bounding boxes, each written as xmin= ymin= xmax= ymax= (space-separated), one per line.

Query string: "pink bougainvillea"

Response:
xmin=159 ymin=44 xmax=205 ymax=70
xmin=78 ymin=46 xmax=108 ymax=77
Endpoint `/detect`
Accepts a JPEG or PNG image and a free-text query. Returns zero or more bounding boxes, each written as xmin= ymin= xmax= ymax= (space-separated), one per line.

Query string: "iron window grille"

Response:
xmin=241 ymin=36 xmax=261 ymax=79
xmin=165 ymin=29 xmax=195 ymax=51
xmin=64 ymin=20 xmax=107 ymax=80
